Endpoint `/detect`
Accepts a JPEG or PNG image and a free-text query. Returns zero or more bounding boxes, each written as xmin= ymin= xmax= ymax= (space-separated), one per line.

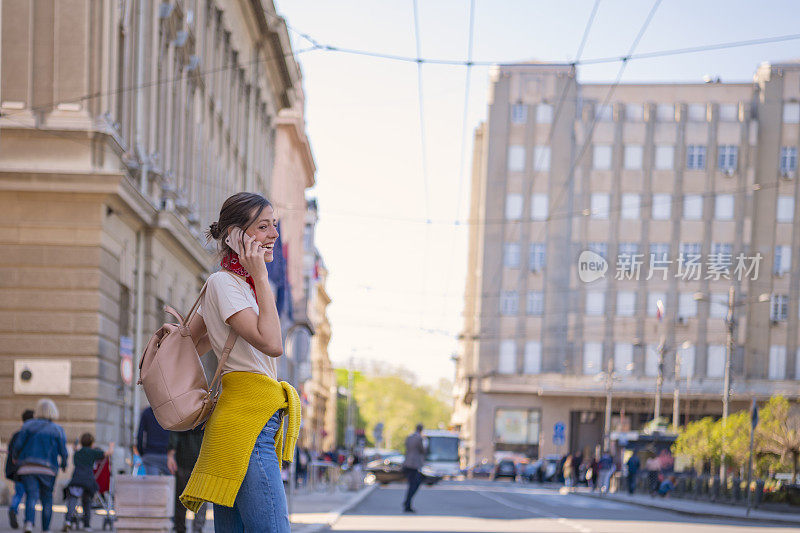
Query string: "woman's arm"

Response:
xmin=227 ymin=235 xmax=283 ymax=357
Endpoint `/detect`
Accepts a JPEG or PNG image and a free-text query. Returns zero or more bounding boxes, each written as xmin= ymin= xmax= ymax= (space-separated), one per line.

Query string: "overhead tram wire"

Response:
xmin=437 ymin=0 xmax=477 ymax=323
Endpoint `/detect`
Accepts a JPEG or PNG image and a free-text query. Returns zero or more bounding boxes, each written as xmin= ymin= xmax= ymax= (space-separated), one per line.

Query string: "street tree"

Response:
xmin=673 ymin=417 xmax=720 ymax=473
xmin=756 ymin=395 xmax=800 ymax=483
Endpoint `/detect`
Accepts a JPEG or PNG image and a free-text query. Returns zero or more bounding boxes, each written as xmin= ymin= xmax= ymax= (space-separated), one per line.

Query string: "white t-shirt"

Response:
xmin=197 ymin=271 xmax=278 ymax=379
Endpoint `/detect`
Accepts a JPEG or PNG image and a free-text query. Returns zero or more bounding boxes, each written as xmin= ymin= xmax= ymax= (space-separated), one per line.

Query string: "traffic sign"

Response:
xmin=553 ymin=421 xmax=566 ymax=446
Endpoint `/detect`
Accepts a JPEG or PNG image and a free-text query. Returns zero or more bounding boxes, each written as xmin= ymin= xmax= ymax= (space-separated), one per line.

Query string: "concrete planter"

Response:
xmin=115 ymin=475 xmax=174 ymax=532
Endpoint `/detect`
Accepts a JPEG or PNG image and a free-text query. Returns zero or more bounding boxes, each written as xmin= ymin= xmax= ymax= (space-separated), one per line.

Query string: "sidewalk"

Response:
xmin=571 ymin=487 xmax=800 ymax=525
xmin=0 ymin=485 xmax=376 ymax=533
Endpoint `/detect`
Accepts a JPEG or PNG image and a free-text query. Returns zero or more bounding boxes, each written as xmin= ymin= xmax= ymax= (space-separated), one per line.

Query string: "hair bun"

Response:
xmin=209 ymin=221 xmax=221 ymax=239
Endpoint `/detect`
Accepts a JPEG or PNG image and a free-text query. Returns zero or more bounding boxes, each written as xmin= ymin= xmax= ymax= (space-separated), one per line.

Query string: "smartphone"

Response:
xmin=225 ymin=227 xmax=246 ymax=255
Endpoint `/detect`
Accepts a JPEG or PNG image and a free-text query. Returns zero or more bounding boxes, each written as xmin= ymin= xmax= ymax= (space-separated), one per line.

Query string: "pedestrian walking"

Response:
xmin=168 ymin=427 xmax=206 ymax=533
xmin=10 ymin=399 xmax=68 ymax=533
xmin=598 ymin=452 xmax=616 ymax=493
xmin=402 ymin=424 xmax=427 ymax=513
xmin=62 ymin=433 xmax=114 ymax=531
xmin=626 ymin=453 xmax=640 ymax=494
xmin=178 ymin=193 xmax=301 ymax=533
xmin=5 ymin=409 xmax=34 ymax=530
xmin=645 ymin=455 xmax=661 ymax=495
xmin=563 ymin=454 xmax=574 ymax=489
xmin=133 ymin=406 xmax=170 ymax=475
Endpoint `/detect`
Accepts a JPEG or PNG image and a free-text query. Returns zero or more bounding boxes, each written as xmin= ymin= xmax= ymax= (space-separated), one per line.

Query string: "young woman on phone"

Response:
xmin=179 ymin=192 xmax=300 ymax=533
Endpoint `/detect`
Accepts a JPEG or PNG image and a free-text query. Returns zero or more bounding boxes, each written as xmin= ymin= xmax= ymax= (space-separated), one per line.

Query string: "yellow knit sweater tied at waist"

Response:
xmin=180 ymin=371 xmax=301 ymax=512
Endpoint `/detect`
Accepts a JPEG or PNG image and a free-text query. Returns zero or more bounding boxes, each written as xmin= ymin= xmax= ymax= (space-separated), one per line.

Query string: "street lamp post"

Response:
xmin=603 ymin=357 xmax=614 ymax=452
xmin=654 ymin=299 xmax=666 ymax=423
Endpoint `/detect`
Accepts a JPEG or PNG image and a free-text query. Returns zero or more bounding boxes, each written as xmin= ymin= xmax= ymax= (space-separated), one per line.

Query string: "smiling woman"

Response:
xmin=179 ymin=192 xmax=299 ymax=533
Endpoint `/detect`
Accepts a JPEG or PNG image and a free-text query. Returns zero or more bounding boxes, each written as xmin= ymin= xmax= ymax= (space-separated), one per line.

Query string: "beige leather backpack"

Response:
xmin=138 ymin=282 xmax=237 ymax=431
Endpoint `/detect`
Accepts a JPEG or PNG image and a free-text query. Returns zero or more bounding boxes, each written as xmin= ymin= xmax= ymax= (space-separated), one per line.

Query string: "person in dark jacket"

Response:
xmin=402 ymin=424 xmax=427 ymax=513
xmin=133 ymin=406 xmax=169 ymax=475
xmin=167 ymin=427 xmax=206 ymax=533
xmin=11 ymin=399 xmax=68 ymax=533
xmin=6 ymin=409 xmax=34 ymax=530
xmin=626 ymin=453 xmax=641 ymax=494
xmin=62 ymin=433 xmax=114 ymax=531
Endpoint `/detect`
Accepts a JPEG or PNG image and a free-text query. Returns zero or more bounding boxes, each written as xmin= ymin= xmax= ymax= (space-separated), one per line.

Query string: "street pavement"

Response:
xmin=323 ymin=479 xmax=798 ymax=533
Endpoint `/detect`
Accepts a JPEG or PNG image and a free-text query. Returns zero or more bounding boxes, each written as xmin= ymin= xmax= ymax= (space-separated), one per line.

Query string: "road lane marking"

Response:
xmin=471 ymin=488 xmax=593 ymax=533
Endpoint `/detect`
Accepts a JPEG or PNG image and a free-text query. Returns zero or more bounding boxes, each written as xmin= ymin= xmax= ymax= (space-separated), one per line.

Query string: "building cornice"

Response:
xmin=277 ymin=112 xmax=316 ymax=187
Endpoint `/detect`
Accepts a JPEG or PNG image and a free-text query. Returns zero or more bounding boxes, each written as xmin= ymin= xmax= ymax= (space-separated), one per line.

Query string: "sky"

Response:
xmin=273 ymin=0 xmax=800 ymax=386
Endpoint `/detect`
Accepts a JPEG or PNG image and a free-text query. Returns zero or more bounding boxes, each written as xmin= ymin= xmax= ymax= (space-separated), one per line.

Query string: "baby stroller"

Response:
xmin=63 ymin=456 xmax=116 ymax=531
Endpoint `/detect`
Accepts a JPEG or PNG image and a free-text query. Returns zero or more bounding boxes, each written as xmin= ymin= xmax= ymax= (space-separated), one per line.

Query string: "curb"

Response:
xmin=294 ymin=484 xmax=378 ymax=533
xmin=572 ymin=491 xmax=800 ymax=526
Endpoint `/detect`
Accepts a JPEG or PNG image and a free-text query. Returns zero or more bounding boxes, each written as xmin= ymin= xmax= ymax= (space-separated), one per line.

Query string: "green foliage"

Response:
xmin=673 ymin=417 xmax=720 ymax=471
xmin=756 ymin=395 xmax=800 ymax=483
xmin=334 ymin=367 xmax=453 ymax=451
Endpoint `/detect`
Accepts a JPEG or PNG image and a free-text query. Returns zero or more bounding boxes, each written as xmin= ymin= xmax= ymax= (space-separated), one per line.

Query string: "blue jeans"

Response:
xmin=21 ymin=474 xmax=55 ymax=531
xmin=213 ymin=411 xmax=289 ymax=533
xmin=142 ymin=453 xmax=170 ymax=475
xmin=10 ymin=481 xmax=25 ymax=512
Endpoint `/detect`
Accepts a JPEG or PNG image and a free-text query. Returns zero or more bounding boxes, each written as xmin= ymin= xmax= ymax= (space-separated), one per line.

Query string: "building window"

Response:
xmin=593 ymin=145 xmax=613 ymax=170
xmin=625 ymin=104 xmax=644 ymax=122
xmin=680 ymin=345 xmax=696 ymax=378
xmin=624 ymin=145 xmax=643 ymax=170
xmin=504 ymin=243 xmax=521 ymax=268
xmin=536 ymin=103 xmax=553 ymax=124
xmin=583 ymin=342 xmax=603 ymax=374
xmin=769 ymin=346 xmax=786 ymax=380
xmin=654 ymin=145 xmax=674 ymax=170
xmin=494 ymin=408 xmax=540 ymax=445
xmin=710 ymin=292 xmax=728 ymax=319
xmin=616 ymin=291 xmax=636 ymax=317
xmin=707 ymin=345 xmax=726 ymax=378
xmin=645 ymin=345 xmax=659 ymax=377
xmin=656 ymin=104 xmax=675 ymax=122
xmin=651 ymin=193 xmax=672 ymax=220
xmin=586 ymin=291 xmax=605 ymax=316
xmin=717 ymin=145 xmax=738 ymax=172
xmin=719 ymin=104 xmax=739 ymax=122
xmin=531 ymin=193 xmax=548 ymax=221
xmin=505 ymin=193 xmax=523 ymax=220
xmin=774 ymin=245 xmax=791 ymax=275
xmin=523 ymin=342 xmax=542 ymax=373
xmin=647 ymin=292 xmax=666 ymax=317
xmin=498 ymin=340 xmax=516 ymax=374
xmin=783 ymin=102 xmax=800 ymax=124
xmin=591 ymin=193 xmax=610 ymax=219
xmin=595 ymin=104 xmax=613 ymax=122
xmin=683 ymin=194 xmax=703 ymax=220
xmin=710 ymin=242 xmax=732 ymax=268
xmin=529 ymin=243 xmax=546 ymax=272
xmin=618 ymin=242 xmax=640 ymax=273
xmin=615 ymin=343 xmax=634 ymax=375
xmin=777 ymin=196 xmax=795 ymax=223
xmin=621 ymin=193 xmax=641 ymax=219
xmin=533 ymin=146 xmax=551 ymax=171
xmin=780 ymin=146 xmax=797 ymax=174
xmin=526 ymin=291 xmax=544 ymax=316
xmin=588 ymin=242 xmax=608 ymax=259
xmin=680 ymin=242 xmax=702 ymax=257
xmin=500 ymin=291 xmax=519 ymax=316
xmin=679 ymin=292 xmax=697 ymax=318
xmin=511 ymin=103 xmax=528 ymax=124
xmin=715 ymin=194 xmax=734 ymax=220
xmin=771 ymin=294 xmax=788 ymax=321
xmin=508 ymin=145 xmax=525 ymax=172
xmin=650 ymin=242 xmax=669 ymax=261
xmin=686 ymin=145 xmax=706 ymax=170
xmin=687 ymin=104 xmax=707 ymax=122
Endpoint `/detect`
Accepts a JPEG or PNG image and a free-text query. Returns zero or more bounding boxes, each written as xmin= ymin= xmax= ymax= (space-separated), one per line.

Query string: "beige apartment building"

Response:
xmin=453 ymin=61 xmax=800 ymax=465
xmin=0 ymin=0 xmax=310 ymax=451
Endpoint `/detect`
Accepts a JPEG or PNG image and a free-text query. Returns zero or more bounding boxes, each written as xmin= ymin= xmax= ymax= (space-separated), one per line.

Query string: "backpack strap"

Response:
xmin=206 ymin=328 xmax=238 ymax=397
xmin=184 ymin=281 xmax=209 ymax=325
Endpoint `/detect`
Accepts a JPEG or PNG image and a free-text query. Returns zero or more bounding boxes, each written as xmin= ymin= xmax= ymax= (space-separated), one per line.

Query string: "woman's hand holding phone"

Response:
xmin=230 ymin=228 xmax=268 ymax=281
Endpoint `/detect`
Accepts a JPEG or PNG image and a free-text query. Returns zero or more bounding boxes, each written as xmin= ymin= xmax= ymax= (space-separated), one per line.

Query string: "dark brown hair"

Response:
xmin=206 ymin=193 xmax=272 ymax=255
xmin=80 ymin=433 xmax=94 ymax=448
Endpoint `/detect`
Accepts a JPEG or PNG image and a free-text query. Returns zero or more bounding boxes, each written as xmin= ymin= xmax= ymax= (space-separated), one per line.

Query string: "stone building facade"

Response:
xmin=0 ymin=0 xmax=305 ymax=452
xmin=453 ymin=61 xmax=800 ymax=465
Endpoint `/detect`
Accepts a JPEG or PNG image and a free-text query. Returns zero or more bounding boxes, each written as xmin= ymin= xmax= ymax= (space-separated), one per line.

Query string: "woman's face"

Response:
xmin=245 ymin=205 xmax=279 ymax=263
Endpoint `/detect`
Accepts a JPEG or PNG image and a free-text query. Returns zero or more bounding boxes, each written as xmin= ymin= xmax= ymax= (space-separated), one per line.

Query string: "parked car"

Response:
xmin=522 ymin=455 xmax=560 ymax=483
xmin=364 ymin=454 xmax=442 ymax=486
xmin=466 ymin=460 xmax=494 ymax=479
xmin=492 ymin=459 xmax=518 ymax=481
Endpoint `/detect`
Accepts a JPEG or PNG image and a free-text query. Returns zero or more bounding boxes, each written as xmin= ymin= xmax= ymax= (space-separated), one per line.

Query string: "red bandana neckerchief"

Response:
xmin=221 ymin=251 xmax=258 ymax=303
